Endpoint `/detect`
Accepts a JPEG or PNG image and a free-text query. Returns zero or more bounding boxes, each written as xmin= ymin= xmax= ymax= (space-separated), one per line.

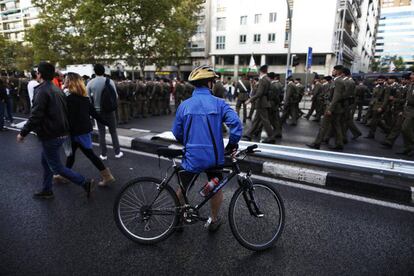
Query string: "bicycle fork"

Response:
xmin=239 ymin=175 xmax=264 ymax=218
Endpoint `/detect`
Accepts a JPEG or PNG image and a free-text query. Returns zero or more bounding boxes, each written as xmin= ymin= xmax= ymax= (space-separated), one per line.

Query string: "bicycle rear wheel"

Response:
xmin=114 ymin=177 xmax=180 ymax=244
xmin=229 ymin=181 xmax=285 ymax=251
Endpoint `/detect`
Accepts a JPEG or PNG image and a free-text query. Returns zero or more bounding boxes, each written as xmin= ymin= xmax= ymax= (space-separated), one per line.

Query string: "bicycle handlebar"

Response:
xmin=235 ymin=144 xmax=259 ymax=157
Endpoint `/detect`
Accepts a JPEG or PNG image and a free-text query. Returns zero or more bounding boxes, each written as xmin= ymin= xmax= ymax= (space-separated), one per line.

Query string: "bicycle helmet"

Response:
xmin=188 ymin=65 xmax=219 ymax=82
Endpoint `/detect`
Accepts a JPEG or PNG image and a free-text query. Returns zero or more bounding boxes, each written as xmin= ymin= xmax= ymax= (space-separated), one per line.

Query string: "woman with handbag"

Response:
xmin=54 ymin=72 xmax=115 ymax=186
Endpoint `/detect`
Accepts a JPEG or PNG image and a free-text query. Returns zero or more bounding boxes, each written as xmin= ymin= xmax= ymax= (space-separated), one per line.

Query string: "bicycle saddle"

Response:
xmin=157 ymin=147 xmax=183 ymax=159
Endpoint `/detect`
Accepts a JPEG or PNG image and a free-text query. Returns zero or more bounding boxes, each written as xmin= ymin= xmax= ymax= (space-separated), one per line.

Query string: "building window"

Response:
xmin=216 ymin=36 xmax=225 ymax=49
xmin=253 ymin=34 xmax=261 ymax=43
xmin=240 ymin=34 xmax=247 ymax=44
xmin=268 ymin=33 xmax=276 ymax=42
xmin=269 ymin=12 xmax=277 ymax=22
xmin=254 ymin=14 xmax=261 ymax=24
xmin=217 ymin=17 xmax=226 ymax=31
xmin=240 ymin=16 xmax=247 ymax=25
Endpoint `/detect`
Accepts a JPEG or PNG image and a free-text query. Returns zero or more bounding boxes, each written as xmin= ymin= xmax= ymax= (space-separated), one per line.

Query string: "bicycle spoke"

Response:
xmin=115 ymin=179 xmax=178 ymax=242
xmin=230 ymin=183 xmax=284 ymax=250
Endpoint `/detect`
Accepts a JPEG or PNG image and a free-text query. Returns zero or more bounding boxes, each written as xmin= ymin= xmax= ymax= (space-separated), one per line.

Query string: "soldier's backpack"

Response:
xmin=100 ymin=78 xmax=118 ymax=112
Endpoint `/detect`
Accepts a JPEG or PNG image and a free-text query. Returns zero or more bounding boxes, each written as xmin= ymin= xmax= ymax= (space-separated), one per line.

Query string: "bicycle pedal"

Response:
xmin=204 ymin=217 xmax=212 ymax=228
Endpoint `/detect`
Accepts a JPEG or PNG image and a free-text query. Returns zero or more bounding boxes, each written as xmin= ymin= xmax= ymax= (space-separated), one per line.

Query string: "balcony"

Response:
xmin=342 ymin=44 xmax=355 ymax=60
xmin=341 ymin=28 xmax=358 ymax=47
xmin=353 ymin=0 xmax=362 ymax=18
xmin=340 ymin=0 xmax=360 ymax=30
xmin=0 ymin=0 xmax=15 ymax=5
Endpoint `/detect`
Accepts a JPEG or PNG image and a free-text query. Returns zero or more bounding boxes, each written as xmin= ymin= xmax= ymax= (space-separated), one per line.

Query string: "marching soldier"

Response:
xmin=365 ymin=75 xmax=389 ymax=139
xmin=246 ymin=78 xmax=258 ymax=120
xmin=354 ymin=80 xmax=369 ymax=121
xmin=243 ymin=65 xmax=276 ymax=144
xmin=281 ymin=76 xmax=299 ymax=125
xmin=152 ymin=77 xmax=162 ymax=116
xmin=382 ymin=74 xmax=410 ymax=148
xmin=399 ymin=72 xmax=414 ymax=156
xmin=128 ymin=80 xmax=138 ymax=119
xmin=342 ymin=68 xmax=361 ymax=141
xmin=145 ymin=78 xmax=154 ymax=115
xmin=295 ymin=78 xmax=305 ymax=119
xmin=383 ymin=76 xmax=399 ymax=128
xmin=136 ymin=78 xmax=146 ymax=118
xmin=174 ymin=78 xmax=185 ymax=112
xmin=307 ymin=65 xmax=346 ymax=150
xmin=235 ymin=75 xmax=251 ymax=123
xmin=305 ymin=77 xmax=323 ymax=121
xmin=160 ymin=78 xmax=168 ymax=115
xmin=116 ymin=80 xmax=130 ymax=124
xmin=268 ymin=72 xmax=283 ymax=138
xmin=184 ymin=81 xmax=194 ymax=100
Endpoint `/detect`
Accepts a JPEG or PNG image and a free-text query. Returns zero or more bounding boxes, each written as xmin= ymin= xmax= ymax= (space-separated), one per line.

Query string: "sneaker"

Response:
xmin=115 ymin=152 xmax=124 ymax=159
xmin=99 ymin=155 xmax=108 ymax=161
xmin=207 ymin=217 xmax=223 ymax=233
xmin=33 ymin=190 xmax=54 ymax=199
xmin=10 ymin=123 xmax=17 ymax=128
xmin=83 ymin=179 xmax=96 ymax=198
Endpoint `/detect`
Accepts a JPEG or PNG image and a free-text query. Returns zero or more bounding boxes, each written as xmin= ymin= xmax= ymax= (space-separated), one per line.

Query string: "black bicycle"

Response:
xmin=113 ymin=144 xmax=285 ymax=251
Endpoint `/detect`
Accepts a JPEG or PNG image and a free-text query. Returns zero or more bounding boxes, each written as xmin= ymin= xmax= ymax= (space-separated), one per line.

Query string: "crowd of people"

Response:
xmin=224 ymin=64 xmax=413 ymax=157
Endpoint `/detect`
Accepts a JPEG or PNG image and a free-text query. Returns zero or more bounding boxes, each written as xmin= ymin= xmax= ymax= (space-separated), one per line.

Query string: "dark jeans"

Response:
xmin=5 ymin=98 xmax=13 ymax=122
xmin=66 ymin=140 xmax=106 ymax=171
xmin=97 ymin=111 xmax=121 ymax=156
xmin=0 ymin=101 xmax=4 ymax=129
xmin=41 ymin=137 xmax=85 ymax=192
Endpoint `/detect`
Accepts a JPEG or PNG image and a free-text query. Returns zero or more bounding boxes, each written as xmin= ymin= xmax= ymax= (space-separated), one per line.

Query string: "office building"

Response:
xmin=381 ymin=0 xmax=411 ymax=8
xmin=374 ymin=3 xmax=414 ymax=68
xmin=0 ymin=0 xmax=39 ymax=42
xmin=209 ymin=0 xmax=380 ymax=78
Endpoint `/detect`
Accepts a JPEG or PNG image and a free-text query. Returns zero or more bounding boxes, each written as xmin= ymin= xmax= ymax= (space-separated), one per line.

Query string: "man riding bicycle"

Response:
xmin=172 ymin=65 xmax=243 ymax=232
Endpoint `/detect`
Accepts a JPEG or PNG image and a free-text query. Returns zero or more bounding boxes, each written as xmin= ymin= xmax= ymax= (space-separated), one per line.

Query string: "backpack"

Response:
xmin=100 ymin=78 xmax=118 ymax=112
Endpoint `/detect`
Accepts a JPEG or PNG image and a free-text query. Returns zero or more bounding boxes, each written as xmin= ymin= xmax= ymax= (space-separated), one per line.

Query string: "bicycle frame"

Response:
xmin=151 ymin=156 xmax=262 ymax=216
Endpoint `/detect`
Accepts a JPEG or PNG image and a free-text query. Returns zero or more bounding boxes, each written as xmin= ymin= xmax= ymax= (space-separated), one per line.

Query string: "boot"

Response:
xmin=98 ymin=168 xmax=115 ymax=187
xmin=53 ymin=175 xmax=69 ymax=184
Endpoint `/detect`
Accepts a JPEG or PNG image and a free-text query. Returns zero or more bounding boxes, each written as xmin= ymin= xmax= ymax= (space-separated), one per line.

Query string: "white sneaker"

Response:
xmin=115 ymin=152 xmax=124 ymax=159
xmin=10 ymin=123 xmax=17 ymax=128
xmin=99 ymin=155 xmax=108 ymax=160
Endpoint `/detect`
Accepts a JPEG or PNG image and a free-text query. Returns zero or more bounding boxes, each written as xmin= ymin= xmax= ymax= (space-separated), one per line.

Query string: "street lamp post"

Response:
xmin=284 ymin=0 xmax=292 ymax=102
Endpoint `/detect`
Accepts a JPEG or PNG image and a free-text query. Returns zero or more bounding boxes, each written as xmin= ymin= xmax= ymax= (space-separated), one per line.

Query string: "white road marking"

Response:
xmin=12 ymin=116 xmax=28 ymax=121
xmin=130 ymin=128 xmax=151 ymax=133
xmin=252 ymin=174 xmax=414 ymax=213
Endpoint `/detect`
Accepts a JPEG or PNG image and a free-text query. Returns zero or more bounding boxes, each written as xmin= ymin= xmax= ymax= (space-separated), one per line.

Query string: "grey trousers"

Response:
xmin=97 ymin=111 xmax=121 ymax=156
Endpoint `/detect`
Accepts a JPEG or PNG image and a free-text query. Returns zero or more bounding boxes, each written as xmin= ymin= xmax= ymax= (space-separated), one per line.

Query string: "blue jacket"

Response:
xmin=172 ymin=87 xmax=242 ymax=173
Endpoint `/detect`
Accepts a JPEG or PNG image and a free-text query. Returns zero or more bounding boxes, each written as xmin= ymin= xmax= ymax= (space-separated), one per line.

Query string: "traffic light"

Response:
xmin=292 ymin=55 xmax=299 ymax=67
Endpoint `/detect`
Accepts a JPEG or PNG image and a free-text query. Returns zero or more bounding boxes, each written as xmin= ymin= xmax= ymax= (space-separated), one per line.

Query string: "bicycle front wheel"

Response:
xmin=229 ymin=181 xmax=285 ymax=251
xmin=114 ymin=177 xmax=180 ymax=244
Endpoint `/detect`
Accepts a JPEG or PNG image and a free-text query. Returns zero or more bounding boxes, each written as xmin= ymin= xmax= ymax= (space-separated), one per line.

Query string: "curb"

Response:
xmin=92 ymin=132 xmax=414 ymax=205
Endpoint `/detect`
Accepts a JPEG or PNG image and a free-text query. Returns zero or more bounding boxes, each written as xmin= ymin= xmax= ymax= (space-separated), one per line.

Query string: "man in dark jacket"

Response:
xmin=17 ymin=62 xmax=94 ymax=199
xmin=243 ymin=65 xmax=276 ymax=143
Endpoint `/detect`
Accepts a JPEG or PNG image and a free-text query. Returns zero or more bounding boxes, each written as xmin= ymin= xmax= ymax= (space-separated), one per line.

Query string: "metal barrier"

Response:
xmin=152 ymin=131 xmax=414 ymax=179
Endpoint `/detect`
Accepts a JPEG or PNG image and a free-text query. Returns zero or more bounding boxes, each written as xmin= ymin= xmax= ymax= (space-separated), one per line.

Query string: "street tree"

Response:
xmin=155 ymin=0 xmax=204 ymax=77
xmin=27 ymin=0 xmax=111 ymax=67
xmin=392 ymin=56 xmax=406 ymax=72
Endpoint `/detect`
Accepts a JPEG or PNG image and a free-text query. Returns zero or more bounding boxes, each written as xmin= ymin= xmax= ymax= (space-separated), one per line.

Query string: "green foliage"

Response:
xmin=370 ymin=60 xmax=380 ymax=72
xmin=393 ymin=56 xmax=406 ymax=72
xmin=26 ymin=0 xmax=203 ymax=71
xmin=0 ymin=35 xmax=35 ymax=72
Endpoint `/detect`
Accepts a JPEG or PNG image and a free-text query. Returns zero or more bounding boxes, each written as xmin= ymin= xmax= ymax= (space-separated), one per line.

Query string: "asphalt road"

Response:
xmin=117 ymin=111 xmax=410 ymax=161
xmin=1 ymin=130 xmax=414 ymax=275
